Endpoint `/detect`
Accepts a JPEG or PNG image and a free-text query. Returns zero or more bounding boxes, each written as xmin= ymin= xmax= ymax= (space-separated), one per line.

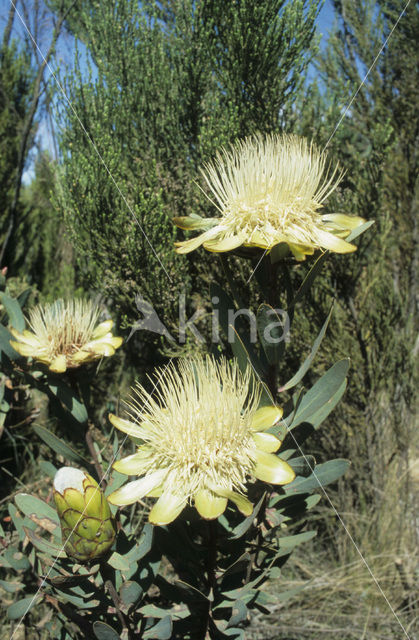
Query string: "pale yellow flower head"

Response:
xmin=10 ymin=298 xmax=123 ymax=373
xmin=174 ymin=134 xmax=365 ymax=260
xmin=108 ymin=356 xmax=295 ymax=525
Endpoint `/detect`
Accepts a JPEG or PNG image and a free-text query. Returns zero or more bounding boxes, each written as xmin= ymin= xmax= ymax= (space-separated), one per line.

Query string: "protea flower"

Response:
xmin=53 ymin=467 xmax=116 ymax=562
xmin=174 ymin=134 xmax=365 ymax=260
xmin=10 ymin=299 xmax=122 ymax=373
xmin=108 ymin=356 xmax=295 ymax=525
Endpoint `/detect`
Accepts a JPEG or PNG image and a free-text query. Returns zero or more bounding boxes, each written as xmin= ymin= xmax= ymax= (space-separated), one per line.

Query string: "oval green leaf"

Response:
xmin=0 ymin=292 xmax=25 ymax=332
xmin=93 ymin=621 xmax=121 ymax=640
xmin=7 ymin=595 xmax=42 ymax=620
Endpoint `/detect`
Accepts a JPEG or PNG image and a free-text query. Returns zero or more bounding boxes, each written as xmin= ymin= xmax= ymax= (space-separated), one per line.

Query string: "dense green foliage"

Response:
xmin=0 ymin=5 xmax=71 ymax=295
xmin=54 ymin=0 xmax=319 ymax=332
xmin=15 ymin=153 xmax=75 ymax=298
xmin=297 ymin=0 xmax=418 ymax=516
xmin=0 ymin=40 xmax=35 ymax=262
xmin=0 ymin=0 xmax=417 ymax=638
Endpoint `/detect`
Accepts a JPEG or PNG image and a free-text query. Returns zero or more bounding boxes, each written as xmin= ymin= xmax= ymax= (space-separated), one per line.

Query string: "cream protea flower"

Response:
xmin=108 ymin=356 xmax=295 ymax=525
xmin=174 ymin=134 xmax=366 ymax=260
xmin=9 ymin=299 xmax=123 ymax=373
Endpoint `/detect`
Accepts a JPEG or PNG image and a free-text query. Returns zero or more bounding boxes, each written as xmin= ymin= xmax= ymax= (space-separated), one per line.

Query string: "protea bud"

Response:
xmin=53 ymin=467 xmax=116 ymax=562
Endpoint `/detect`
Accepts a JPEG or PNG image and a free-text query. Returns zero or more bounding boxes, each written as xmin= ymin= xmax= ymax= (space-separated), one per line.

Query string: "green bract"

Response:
xmin=53 ymin=467 xmax=116 ymax=562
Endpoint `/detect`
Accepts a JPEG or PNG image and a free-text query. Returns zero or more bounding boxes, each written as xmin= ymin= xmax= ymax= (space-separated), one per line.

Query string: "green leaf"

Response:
xmin=7 ymin=595 xmax=42 ymax=620
xmin=0 ymin=292 xmax=25 ymax=331
xmin=288 ymin=359 xmax=349 ymax=428
xmin=39 ymin=459 xmax=58 ymax=479
xmin=277 ymin=530 xmax=317 ymax=548
xmin=105 ymin=469 xmax=128 ymax=497
xmin=269 ymin=242 xmax=290 ymax=264
xmin=219 ymin=255 xmax=246 ymax=309
xmin=0 ymin=325 xmax=21 ymax=361
xmin=24 ymin=527 xmax=66 ymax=557
xmin=15 ymin=493 xmax=60 ymax=537
xmin=228 ymin=494 xmax=265 ymax=540
xmin=47 ymin=381 xmax=88 ymax=424
xmin=281 ymin=422 xmax=314 ymax=451
xmin=1 ymin=547 xmax=31 ymax=570
xmin=136 ymin=551 xmax=162 ymax=595
xmin=256 ymin=304 xmax=287 ymax=365
xmin=8 ymin=503 xmax=31 ymax=541
xmin=125 ymin=523 xmax=154 ymax=564
xmin=17 ymin=287 xmax=32 ymax=310
xmin=210 ymin=283 xmax=265 ymax=378
xmin=108 ymin=551 xmax=131 ymax=572
xmin=269 ymin=493 xmax=322 ymax=520
xmin=0 ymin=405 xmax=9 ymax=430
xmin=143 ymin=615 xmax=172 ymax=639
xmin=93 ymin=621 xmax=121 ymax=640
xmin=212 ymin=623 xmax=245 ymax=640
xmin=33 ymin=424 xmax=89 ymax=466
xmin=279 ymin=305 xmax=333 ymax=391
xmin=283 ymin=455 xmax=316 ymax=477
xmin=251 ymin=254 xmax=271 ymax=300
xmin=274 ymin=583 xmax=307 ymax=603
xmin=346 ymin=220 xmax=375 ymax=242
xmin=119 ymin=580 xmax=143 ymax=606
xmin=229 ymin=327 xmax=266 ymax=380
xmin=289 ymin=253 xmax=328 ymax=308
xmin=54 ymin=587 xmax=100 ymax=609
xmin=285 ymin=459 xmax=350 ymax=495
xmin=308 ymin=379 xmax=347 ymax=429
xmin=219 ymin=553 xmax=250 ymax=585
xmin=268 ymin=493 xmax=304 ymax=518
xmin=227 ymin=599 xmax=248 ymax=628
xmin=140 ymin=604 xmax=175 ymax=618
xmin=48 ymin=571 xmax=99 ymax=587
xmin=0 ymin=579 xmax=25 ymax=594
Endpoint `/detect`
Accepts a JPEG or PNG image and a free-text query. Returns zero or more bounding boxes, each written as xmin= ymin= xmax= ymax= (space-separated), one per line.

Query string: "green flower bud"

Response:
xmin=53 ymin=467 xmax=116 ymax=562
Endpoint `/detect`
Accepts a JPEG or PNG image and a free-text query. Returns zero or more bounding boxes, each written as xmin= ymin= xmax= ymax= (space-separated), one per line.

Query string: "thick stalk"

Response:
xmin=68 ymin=367 xmax=106 ymax=486
xmin=85 ymin=422 xmax=107 ymax=489
xmin=199 ymin=519 xmax=218 ymax=639
xmin=266 ymin=258 xmax=280 ymax=401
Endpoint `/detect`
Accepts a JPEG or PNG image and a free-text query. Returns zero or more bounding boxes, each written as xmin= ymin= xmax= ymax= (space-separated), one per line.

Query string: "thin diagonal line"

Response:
xmin=323 ymin=0 xmax=412 ymax=150
xmin=10 ymin=0 xmax=173 ymax=283
xmin=246 ymin=354 xmax=411 ymax=638
xmin=281 ymin=419 xmax=411 ymax=639
xmin=246 ymin=247 xmax=269 ymax=285
xmin=9 ymin=360 xmax=173 ymax=640
xmin=248 ymin=0 xmax=411 ymax=287
xmin=236 ymin=0 xmax=410 ymax=628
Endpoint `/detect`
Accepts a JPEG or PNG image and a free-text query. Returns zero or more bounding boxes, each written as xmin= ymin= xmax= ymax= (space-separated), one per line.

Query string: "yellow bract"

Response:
xmin=108 ymin=357 xmax=295 ymax=525
xmin=10 ymin=299 xmax=122 ymax=373
xmin=174 ymin=134 xmax=366 ymax=260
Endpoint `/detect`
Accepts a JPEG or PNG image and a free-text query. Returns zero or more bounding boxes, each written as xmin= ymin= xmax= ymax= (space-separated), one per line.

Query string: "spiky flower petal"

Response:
xmin=53 ymin=467 xmax=116 ymax=562
xmin=108 ymin=357 xmax=295 ymax=525
xmin=174 ymin=134 xmax=366 ymax=260
xmin=10 ymin=299 xmax=122 ymax=372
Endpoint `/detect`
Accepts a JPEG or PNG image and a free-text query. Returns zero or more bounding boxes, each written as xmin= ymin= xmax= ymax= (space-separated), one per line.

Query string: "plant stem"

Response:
xmin=266 ymin=258 xmax=280 ymax=401
xmin=85 ymin=423 xmax=107 ymax=489
xmin=199 ymin=519 xmax=218 ymax=639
